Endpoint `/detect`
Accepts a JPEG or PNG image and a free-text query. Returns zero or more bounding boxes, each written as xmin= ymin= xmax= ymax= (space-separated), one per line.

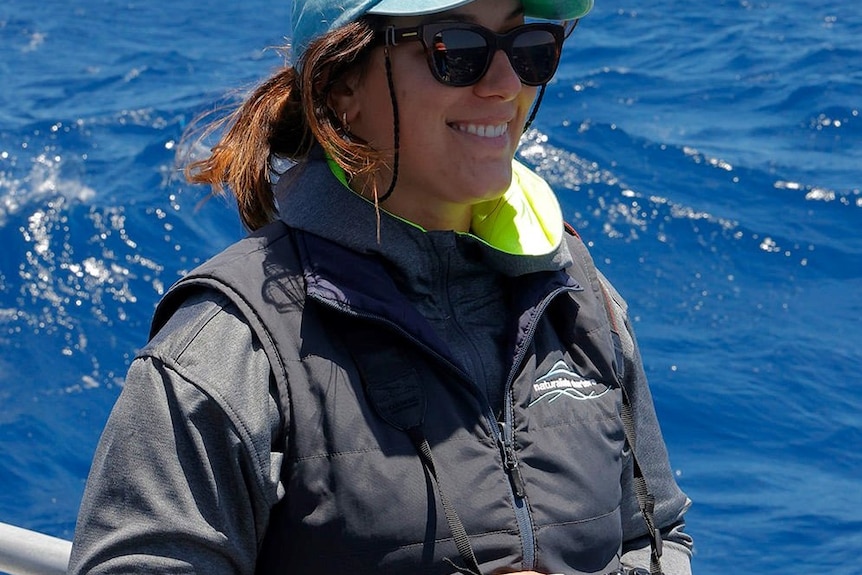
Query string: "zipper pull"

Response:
xmin=504 ymin=444 xmax=527 ymax=498
xmin=498 ymin=423 xmax=526 ymax=498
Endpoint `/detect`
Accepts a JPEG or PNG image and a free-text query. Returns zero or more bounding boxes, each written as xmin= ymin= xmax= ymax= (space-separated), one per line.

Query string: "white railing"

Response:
xmin=0 ymin=522 xmax=71 ymax=575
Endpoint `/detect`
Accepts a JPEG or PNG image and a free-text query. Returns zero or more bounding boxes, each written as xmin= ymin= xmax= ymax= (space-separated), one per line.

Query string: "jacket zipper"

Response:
xmin=500 ymin=284 xmax=581 ymax=570
xmin=428 ymin=263 xmax=540 ymax=568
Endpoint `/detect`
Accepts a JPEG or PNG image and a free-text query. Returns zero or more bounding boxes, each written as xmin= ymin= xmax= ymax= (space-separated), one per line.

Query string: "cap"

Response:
xmin=368 ymin=0 xmax=592 ymax=19
xmin=291 ymin=0 xmax=593 ymax=62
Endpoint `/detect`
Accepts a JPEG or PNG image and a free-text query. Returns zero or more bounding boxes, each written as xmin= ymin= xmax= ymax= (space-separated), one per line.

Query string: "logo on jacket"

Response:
xmin=529 ymin=360 xmax=610 ymax=406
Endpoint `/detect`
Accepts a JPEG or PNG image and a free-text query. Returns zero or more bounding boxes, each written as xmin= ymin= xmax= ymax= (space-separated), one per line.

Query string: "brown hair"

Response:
xmin=182 ymin=18 xmax=385 ymax=231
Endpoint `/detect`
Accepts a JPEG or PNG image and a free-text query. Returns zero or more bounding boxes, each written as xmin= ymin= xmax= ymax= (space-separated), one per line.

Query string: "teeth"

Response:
xmin=455 ymin=123 xmax=508 ymax=138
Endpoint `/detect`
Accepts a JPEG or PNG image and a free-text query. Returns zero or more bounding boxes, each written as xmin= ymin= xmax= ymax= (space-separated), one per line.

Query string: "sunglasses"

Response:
xmin=376 ymin=21 xmax=566 ymax=87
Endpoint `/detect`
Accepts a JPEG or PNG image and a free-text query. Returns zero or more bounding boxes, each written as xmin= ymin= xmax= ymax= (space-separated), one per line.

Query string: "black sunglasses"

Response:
xmin=376 ymin=21 xmax=566 ymax=87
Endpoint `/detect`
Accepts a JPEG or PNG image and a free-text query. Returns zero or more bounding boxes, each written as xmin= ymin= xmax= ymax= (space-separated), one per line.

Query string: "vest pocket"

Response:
xmin=533 ymin=505 xmax=623 ymax=575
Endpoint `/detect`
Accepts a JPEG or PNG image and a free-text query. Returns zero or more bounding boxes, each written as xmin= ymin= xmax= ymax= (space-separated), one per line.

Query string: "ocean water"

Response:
xmin=1 ymin=1 xmax=859 ymax=573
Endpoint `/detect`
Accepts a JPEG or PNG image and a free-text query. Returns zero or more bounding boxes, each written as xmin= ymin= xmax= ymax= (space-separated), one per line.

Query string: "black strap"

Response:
xmin=407 ymin=428 xmax=484 ymax=575
xmin=346 ymin=326 xmax=484 ymax=575
xmin=523 ymin=83 xmax=547 ymax=133
xmin=620 ymin=385 xmax=663 ymax=575
xmin=598 ymin=281 xmax=663 ymax=575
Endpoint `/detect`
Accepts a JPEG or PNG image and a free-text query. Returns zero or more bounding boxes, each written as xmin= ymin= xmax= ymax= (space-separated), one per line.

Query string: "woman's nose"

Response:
xmin=473 ymin=48 xmax=524 ymax=99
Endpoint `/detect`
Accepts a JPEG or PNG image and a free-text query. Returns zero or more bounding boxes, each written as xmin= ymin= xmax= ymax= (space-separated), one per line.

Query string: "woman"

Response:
xmin=69 ymin=0 xmax=693 ymax=574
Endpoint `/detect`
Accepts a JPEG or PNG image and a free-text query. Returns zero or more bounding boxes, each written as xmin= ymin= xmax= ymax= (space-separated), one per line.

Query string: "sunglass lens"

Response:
xmin=510 ymin=30 xmax=560 ymax=85
xmin=430 ymin=28 xmax=489 ymax=86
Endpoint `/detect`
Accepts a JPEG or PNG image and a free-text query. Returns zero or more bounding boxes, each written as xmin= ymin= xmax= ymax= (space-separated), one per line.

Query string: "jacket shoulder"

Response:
xmin=189 ymin=220 xmax=294 ymax=277
xmin=562 ymin=228 xmax=630 ymax=315
xmin=150 ymin=221 xmax=300 ymax=338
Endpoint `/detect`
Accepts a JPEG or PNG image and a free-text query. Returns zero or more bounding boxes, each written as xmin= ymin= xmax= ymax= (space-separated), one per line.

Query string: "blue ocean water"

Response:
xmin=1 ymin=0 xmax=859 ymax=573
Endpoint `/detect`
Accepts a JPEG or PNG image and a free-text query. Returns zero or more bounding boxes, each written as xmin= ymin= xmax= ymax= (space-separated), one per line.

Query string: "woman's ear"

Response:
xmin=328 ymin=73 xmax=360 ymax=128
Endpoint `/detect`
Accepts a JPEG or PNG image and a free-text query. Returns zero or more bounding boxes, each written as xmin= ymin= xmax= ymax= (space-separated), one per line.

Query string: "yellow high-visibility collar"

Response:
xmin=326 ymin=157 xmax=563 ymax=256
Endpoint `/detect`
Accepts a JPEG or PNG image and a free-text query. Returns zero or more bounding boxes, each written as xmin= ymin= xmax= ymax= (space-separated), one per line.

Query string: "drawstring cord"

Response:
xmin=379 ymin=46 xmax=399 ymax=203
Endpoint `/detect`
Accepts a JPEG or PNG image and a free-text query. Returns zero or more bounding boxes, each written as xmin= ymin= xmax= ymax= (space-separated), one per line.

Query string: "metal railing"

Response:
xmin=0 ymin=522 xmax=71 ymax=575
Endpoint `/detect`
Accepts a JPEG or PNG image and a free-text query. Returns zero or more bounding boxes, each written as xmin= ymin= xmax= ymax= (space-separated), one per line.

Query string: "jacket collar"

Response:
xmin=274 ymin=147 xmax=573 ymax=280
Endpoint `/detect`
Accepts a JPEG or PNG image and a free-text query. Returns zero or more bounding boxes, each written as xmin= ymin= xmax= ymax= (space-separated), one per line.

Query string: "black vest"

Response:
xmin=152 ymin=221 xmax=628 ymax=575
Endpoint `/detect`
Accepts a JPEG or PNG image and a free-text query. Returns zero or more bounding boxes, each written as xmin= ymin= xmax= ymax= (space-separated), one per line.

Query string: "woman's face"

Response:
xmin=343 ymin=0 xmax=539 ymax=231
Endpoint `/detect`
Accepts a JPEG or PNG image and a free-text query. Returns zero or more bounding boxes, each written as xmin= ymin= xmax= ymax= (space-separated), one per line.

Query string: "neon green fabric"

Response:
xmin=470 ymin=160 xmax=563 ymax=256
xmin=325 ymin=157 xmax=564 ymax=256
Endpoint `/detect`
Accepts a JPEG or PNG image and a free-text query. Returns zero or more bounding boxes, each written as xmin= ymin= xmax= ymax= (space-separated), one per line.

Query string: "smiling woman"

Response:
xmin=336 ymin=3 xmax=545 ymax=230
xmin=66 ymin=1 xmax=693 ymax=574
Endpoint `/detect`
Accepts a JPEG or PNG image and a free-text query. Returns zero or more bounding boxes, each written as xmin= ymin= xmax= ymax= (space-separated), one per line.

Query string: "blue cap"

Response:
xmin=291 ymin=0 xmax=593 ymax=62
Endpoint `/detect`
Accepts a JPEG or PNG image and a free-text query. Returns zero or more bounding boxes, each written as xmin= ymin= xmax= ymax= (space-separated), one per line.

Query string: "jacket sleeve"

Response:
xmin=68 ymin=293 xmax=282 ymax=575
xmin=599 ymin=273 xmax=694 ymax=575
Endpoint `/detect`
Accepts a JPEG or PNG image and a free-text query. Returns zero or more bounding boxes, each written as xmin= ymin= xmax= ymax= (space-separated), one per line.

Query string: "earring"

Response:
xmin=341 ymin=112 xmax=351 ymax=134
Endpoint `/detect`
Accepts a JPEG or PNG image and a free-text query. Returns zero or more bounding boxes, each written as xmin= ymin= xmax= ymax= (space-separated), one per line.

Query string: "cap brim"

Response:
xmin=368 ymin=0 xmax=475 ymax=16
xmin=368 ymin=0 xmax=593 ymax=19
xmin=524 ymin=0 xmax=593 ymax=20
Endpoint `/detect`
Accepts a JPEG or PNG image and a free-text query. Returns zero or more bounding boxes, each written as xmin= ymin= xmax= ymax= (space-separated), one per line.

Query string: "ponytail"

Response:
xmin=182 ymin=19 xmax=383 ymax=231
